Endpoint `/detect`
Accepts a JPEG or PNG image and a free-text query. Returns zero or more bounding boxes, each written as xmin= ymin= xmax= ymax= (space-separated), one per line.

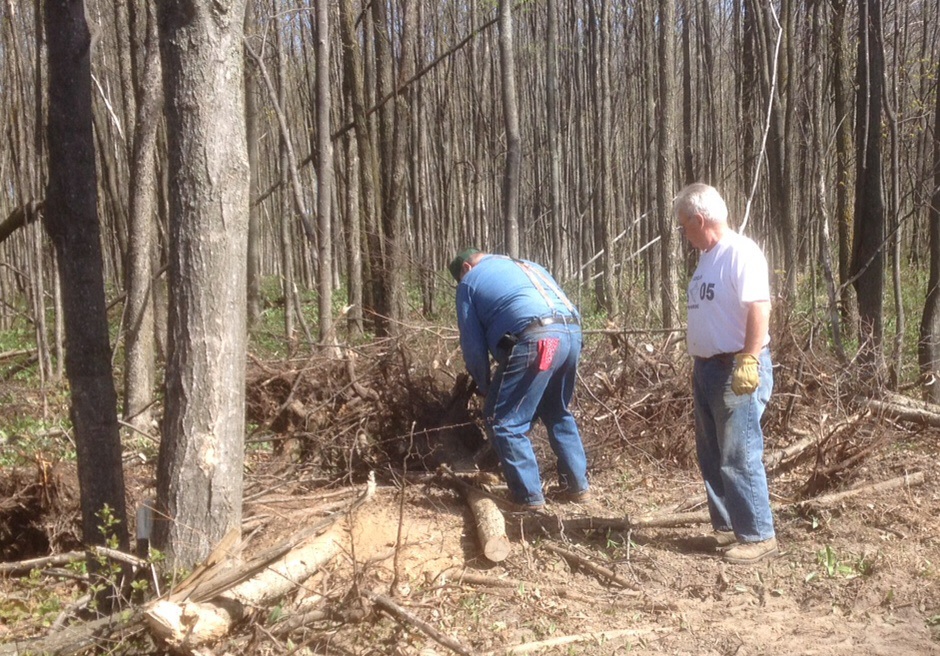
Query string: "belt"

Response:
xmin=694 ymin=352 xmax=736 ymax=364
xmin=522 ymin=314 xmax=580 ymax=332
xmin=497 ymin=315 xmax=580 ymax=351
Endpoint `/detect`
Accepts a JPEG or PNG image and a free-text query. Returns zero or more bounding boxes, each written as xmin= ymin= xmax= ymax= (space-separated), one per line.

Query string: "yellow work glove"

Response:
xmin=731 ymin=353 xmax=760 ymax=395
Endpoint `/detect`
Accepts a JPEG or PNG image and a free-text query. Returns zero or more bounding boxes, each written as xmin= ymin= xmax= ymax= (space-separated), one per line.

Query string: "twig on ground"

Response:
xmin=540 ymin=542 xmax=641 ymax=591
xmin=364 ymin=589 xmax=476 ymax=656
xmin=488 ymin=627 xmax=665 ymax=655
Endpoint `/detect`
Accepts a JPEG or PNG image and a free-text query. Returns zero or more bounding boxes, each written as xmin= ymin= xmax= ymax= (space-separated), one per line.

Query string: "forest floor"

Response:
xmin=1 ymin=322 xmax=939 ymax=655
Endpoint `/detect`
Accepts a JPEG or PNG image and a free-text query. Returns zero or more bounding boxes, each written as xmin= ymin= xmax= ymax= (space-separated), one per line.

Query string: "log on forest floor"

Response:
xmin=144 ymin=473 xmax=375 ymax=653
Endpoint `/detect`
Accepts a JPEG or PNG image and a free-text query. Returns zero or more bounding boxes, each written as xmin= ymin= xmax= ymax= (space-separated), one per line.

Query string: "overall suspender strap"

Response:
xmin=512 ymin=259 xmax=577 ymax=316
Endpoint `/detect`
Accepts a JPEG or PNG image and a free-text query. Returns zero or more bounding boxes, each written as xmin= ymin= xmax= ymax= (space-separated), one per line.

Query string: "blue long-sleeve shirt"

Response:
xmin=455 ymin=255 xmax=578 ymax=395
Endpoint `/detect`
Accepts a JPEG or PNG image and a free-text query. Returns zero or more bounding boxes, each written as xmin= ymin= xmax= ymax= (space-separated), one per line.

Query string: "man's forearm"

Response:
xmin=742 ymin=300 xmax=771 ymax=355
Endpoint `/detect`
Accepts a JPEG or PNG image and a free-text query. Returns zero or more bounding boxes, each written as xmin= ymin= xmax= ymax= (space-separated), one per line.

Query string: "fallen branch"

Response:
xmin=630 ymin=510 xmax=711 ymax=528
xmin=365 ymin=589 xmax=475 ymax=656
xmin=0 ymin=611 xmax=144 ymax=656
xmin=489 ymin=627 xmax=664 ymax=655
xmin=0 ymin=551 xmax=85 ymax=576
xmin=540 ymin=542 xmax=640 ymax=591
xmin=868 ymin=395 xmax=940 ymax=427
xmin=764 ymin=434 xmax=819 ymax=472
xmin=797 ymin=471 xmax=924 ymax=509
xmin=631 ymin=471 xmax=926 ymax=527
xmin=449 ymin=569 xmax=642 ymax=602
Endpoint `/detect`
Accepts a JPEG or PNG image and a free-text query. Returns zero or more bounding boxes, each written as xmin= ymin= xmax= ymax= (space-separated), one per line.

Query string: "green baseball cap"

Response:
xmin=449 ymin=247 xmax=480 ymax=281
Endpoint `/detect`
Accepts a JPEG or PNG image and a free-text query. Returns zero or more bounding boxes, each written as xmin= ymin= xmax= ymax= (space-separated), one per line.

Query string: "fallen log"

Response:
xmin=797 ymin=471 xmax=925 ymax=509
xmin=144 ymin=473 xmax=375 ymax=653
xmin=868 ymin=395 xmax=940 ymax=427
xmin=883 ymin=391 xmax=940 ymax=414
xmin=465 ymin=486 xmax=511 ymax=562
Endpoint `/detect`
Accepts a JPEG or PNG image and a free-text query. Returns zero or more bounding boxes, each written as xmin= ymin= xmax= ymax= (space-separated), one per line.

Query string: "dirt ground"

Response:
xmin=1 ymin=327 xmax=939 ymax=655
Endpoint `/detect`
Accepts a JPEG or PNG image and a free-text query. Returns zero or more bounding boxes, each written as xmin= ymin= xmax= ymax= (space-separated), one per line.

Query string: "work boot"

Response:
xmin=565 ymin=489 xmax=592 ymax=503
xmin=723 ymin=537 xmax=779 ymax=564
xmin=688 ymin=529 xmax=736 ymax=552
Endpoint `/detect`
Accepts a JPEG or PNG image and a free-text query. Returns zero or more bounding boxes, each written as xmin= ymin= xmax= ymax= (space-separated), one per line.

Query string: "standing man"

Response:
xmin=449 ymin=248 xmax=589 ymax=510
xmin=675 ymin=183 xmax=778 ymax=564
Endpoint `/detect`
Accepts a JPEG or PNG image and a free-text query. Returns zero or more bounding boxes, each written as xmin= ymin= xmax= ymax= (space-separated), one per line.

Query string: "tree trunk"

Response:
xmin=43 ymin=0 xmax=130 ymax=559
xmin=123 ymin=0 xmax=162 ymax=434
xmin=657 ymin=0 xmax=679 ymax=328
xmin=831 ymin=0 xmax=858 ymax=339
xmin=339 ymin=0 xmax=381 ymax=333
xmin=155 ymin=0 xmax=250 ymax=569
xmin=498 ymin=0 xmax=521 ymax=258
xmin=918 ymin=56 xmax=940 ymax=403
xmin=245 ymin=0 xmax=262 ymax=331
xmin=546 ymin=0 xmax=564 ymax=275
xmin=852 ymin=0 xmax=886 ymax=375
xmin=315 ymin=0 xmax=335 ymax=349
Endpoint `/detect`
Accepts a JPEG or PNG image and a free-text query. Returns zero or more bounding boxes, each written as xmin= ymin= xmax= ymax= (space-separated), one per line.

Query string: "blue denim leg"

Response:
xmin=485 ymin=326 xmax=588 ymax=505
xmin=693 ymin=348 xmax=775 ymax=542
xmin=535 ymin=327 xmax=589 ymax=494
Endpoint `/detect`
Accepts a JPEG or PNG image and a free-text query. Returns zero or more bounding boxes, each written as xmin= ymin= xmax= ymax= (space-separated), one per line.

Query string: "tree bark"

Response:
xmin=244 ymin=0 xmax=262 ymax=331
xmin=43 ymin=0 xmax=130 ymax=558
xmin=123 ymin=0 xmax=162 ymax=433
xmin=339 ymin=0 xmax=381 ymax=333
xmin=315 ymin=0 xmax=335 ymax=349
xmin=831 ymin=0 xmax=858 ymax=339
xmin=499 ymin=0 xmax=521 ymax=258
xmin=155 ymin=0 xmax=250 ymax=569
xmin=918 ymin=55 xmax=940 ymax=402
xmin=657 ymin=0 xmax=679 ymax=328
xmin=852 ymin=0 xmax=886 ymax=375
xmin=546 ymin=0 xmax=565 ymax=275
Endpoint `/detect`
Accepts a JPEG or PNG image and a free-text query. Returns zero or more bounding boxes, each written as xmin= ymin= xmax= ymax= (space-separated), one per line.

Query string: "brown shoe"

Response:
xmin=723 ymin=537 xmax=779 ymax=564
xmin=688 ymin=530 xmax=736 ymax=552
xmin=566 ymin=489 xmax=592 ymax=503
xmin=712 ymin=530 xmax=737 ymax=549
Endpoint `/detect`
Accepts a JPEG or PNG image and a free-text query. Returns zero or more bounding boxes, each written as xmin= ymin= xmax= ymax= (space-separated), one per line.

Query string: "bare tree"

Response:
xmin=918 ymin=55 xmax=940 ymax=402
xmin=499 ymin=0 xmax=521 ymax=257
xmin=123 ymin=0 xmax=162 ymax=434
xmin=657 ymin=0 xmax=679 ymax=328
xmin=831 ymin=0 xmax=858 ymax=340
xmin=245 ymin=0 xmax=263 ymax=331
xmin=851 ymin=0 xmax=886 ymax=373
xmin=44 ymin=0 xmax=129 ymax=560
xmin=316 ymin=0 xmax=335 ymax=348
xmin=155 ymin=0 xmax=250 ymax=569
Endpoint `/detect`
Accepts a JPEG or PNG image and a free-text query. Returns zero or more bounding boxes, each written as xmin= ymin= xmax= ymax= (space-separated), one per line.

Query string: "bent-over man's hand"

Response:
xmin=731 ymin=353 xmax=759 ymax=395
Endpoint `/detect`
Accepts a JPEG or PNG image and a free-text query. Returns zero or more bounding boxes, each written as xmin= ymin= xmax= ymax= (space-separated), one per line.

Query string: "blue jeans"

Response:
xmin=484 ymin=325 xmax=589 ymax=506
xmin=693 ymin=348 xmax=775 ymax=542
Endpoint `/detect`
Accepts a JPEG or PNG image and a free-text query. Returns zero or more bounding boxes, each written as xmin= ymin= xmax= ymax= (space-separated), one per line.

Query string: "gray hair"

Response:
xmin=674 ymin=183 xmax=728 ymax=226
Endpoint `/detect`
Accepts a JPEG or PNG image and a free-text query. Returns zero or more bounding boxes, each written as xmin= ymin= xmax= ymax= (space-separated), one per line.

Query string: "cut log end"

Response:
xmin=482 ymin=535 xmax=512 ymax=562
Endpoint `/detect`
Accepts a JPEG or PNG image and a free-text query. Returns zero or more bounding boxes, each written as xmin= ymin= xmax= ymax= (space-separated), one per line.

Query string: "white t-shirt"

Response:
xmin=685 ymin=230 xmax=771 ymax=358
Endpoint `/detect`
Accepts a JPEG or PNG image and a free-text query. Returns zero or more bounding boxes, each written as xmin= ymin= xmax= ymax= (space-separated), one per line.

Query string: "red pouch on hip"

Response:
xmin=537 ymin=338 xmax=560 ymax=371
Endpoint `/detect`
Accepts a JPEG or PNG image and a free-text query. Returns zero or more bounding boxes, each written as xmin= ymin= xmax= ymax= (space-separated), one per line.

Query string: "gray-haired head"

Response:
xmin=674 ymin=183 xmax=728 ymax=226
